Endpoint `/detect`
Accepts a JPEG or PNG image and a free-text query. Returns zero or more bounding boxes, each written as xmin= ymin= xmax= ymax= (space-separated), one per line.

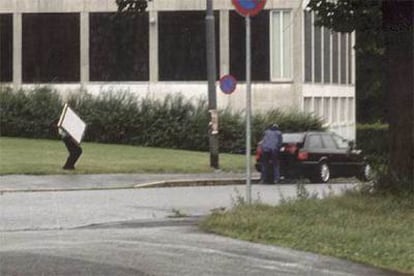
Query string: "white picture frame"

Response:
xmin=57 ymin=104 xmax=87 ymax=145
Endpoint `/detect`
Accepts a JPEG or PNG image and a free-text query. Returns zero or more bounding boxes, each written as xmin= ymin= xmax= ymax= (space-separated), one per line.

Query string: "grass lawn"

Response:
xmin=201 ymin=191 xmax=414 ymax=274
xmin=0 ymin=137 xmax=246 ymax=175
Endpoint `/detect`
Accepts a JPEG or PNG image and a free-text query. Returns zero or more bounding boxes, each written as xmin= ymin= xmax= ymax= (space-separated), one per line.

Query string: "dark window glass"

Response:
xmin=158 ymin=11 xmax=219 ymax=81
xmin=333 ymin=134 xmax=349 ymax=149
xmin=230 ymin=11 xmax=269 ymax=81
xmin=22 ymin=13 xmax=80 ymax=83
xmin=0 ymin=14 xmax=13 ymax=82
xmin=306 ymin=135 xmax=323 ymax=149
xmin=314 ymin=25 xmax=322 ymax=83
xmin=90 ymin=12 xmax=148 ymax=81
xmin=304 ymin=11 xmax=312 ymax=82
xmin=322 ymin=134 xmax=336 ymax=149
xmin=340 ymin=33 xmax=347 ymax=84
xmin=323 ymin=28 xmax=331 ymax=83
xmin=348 ymin=33 xmax=352 ymax=84
xmin=332 ymin=32 xmax=338 ymax=84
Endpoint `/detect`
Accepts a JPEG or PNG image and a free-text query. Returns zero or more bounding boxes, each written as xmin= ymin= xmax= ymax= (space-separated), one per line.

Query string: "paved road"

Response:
xmin=1 ymin=222 xmax=399 ymax=276
xmin=0 ymin=175 xmax=402 ymax=275
xmin=0 ymin=183 xmax=353 ymax=231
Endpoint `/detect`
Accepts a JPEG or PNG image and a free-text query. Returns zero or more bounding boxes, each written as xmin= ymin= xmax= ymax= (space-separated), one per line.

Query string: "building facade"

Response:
xmin=0 ymin=0 xmax=356 ymax=139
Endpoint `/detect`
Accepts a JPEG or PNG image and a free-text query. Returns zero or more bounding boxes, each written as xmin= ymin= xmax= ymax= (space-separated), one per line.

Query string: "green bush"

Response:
xmin=0 ymin=86 xmax=62 ymax=138
xmin=1 ymin=87 xmax=324 ymax=153
xmin=356 ymin=123 xmax=388 ymax=164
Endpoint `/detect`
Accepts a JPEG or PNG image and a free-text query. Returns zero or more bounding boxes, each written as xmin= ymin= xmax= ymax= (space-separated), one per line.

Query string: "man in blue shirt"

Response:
xmin=261 ymin=123 xmax=283 ymax=184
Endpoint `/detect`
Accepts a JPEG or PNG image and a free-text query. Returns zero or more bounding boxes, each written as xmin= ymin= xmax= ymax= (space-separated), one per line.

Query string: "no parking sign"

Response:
xmin=219 ymin=74 xmax=237 ymax=95
xmin=232 ymin=0 xmax=267 ymax=17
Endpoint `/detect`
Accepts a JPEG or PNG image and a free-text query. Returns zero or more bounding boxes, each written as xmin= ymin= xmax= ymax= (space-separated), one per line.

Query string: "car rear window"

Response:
xmin=282 ymin=133 xmax=305 ymax=144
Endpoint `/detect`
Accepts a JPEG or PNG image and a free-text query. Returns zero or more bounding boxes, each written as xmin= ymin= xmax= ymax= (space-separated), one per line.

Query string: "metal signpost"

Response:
xmin=232 ymin=0 xmax=266 ymax=204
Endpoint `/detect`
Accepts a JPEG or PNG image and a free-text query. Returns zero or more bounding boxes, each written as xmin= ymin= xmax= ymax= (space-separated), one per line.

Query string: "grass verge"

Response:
xmin=200 ymin=191 xmax=414 ymax=273
xmin=0 ymin=137 xmax=246 ymax=175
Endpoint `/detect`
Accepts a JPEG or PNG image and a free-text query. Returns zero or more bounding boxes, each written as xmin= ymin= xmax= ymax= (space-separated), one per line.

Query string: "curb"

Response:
xmin=134 ymin=177 xmax=260 ymax=188
xmin=0 ymin=177 xmax=260 ymax=194
xmin=0 ymin=185 xmax=135 ymax=194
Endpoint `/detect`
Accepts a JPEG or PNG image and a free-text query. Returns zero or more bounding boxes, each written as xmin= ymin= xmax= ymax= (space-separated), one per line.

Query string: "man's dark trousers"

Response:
xmin=62 ymin=136 xmax=82 ymax=169
xmin=262 ymin=149 xmax=279 ymax=184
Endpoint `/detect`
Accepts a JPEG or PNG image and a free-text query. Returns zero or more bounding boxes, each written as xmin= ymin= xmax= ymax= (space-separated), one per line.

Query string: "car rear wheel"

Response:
xmin=357 ymin=163 xmax=372 ymax=182
xmin=311 ymin=162 xmax=330 ymax=183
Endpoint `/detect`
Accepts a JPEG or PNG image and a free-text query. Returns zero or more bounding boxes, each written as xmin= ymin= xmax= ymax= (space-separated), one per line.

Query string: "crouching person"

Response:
xmin=261 ymin=123 xmax=283 ymax=184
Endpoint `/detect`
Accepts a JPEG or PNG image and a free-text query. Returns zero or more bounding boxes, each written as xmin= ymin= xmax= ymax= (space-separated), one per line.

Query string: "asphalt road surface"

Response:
xmin=0 ymin=183 xmax=402 ymax=275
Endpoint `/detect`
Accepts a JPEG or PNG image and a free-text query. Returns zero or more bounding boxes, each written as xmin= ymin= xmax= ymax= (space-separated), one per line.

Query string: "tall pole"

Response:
xmin=245 ymin=15 xmax=252 ymax=203
xmin=206 ymin=0 xmax=219 ymax=169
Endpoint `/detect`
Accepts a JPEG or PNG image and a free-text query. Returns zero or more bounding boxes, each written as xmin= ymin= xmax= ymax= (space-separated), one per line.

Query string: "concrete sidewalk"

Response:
xmin=0 ymin=172 xmax=260 ymax=193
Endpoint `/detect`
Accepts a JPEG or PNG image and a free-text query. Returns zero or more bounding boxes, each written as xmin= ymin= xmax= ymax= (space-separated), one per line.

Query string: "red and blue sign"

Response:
xmin=219 ymin=75 xmax=237 ymax=95
xmin=232 ymin=0 xmax=267 ymax=17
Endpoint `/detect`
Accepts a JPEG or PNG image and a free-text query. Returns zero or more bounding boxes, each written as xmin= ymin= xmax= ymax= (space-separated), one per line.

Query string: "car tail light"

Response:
xmin=283 ymin=144 xmax=298 ymax=154
xmin=297 ymin=150 xmax=309 ymax=160
xmin=255 ymin=145 xmax=262 ymax=161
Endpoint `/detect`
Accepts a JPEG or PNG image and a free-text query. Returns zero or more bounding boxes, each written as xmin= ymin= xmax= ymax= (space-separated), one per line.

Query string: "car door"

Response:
xmin=321 ymin=133 xmax=345 ymax=177
xmin=331 ymin=133 xmax=357 ymax=177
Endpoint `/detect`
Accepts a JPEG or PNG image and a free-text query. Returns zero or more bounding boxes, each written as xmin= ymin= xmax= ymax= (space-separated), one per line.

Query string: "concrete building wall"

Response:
xmin=0 ymin=0 xmax=301 ymax=13
xmin=0 ymin=0 xmax=356 ymax=139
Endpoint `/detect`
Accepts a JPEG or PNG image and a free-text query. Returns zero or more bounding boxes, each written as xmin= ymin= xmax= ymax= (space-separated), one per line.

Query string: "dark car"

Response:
xmin=255 ymin=131 xmax=372 ymax=183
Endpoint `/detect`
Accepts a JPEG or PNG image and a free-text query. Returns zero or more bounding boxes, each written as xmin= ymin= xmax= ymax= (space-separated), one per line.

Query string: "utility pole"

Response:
xmin=206 ymin=0 xmax=219 ymax=169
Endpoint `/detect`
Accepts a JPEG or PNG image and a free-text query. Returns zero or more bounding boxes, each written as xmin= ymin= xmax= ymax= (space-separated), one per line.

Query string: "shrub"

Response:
xmin=1 ymin=87 xmax=324 ymax=153
xmin=356 ymin=123 xmax=388 ymax=165
xmin=0 ymin=86 xmax=62 ymax=138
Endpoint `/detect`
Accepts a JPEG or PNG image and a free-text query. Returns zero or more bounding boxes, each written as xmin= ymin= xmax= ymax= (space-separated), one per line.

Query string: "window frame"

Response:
xmin=270 ymin=10 xmax=293 ymax=82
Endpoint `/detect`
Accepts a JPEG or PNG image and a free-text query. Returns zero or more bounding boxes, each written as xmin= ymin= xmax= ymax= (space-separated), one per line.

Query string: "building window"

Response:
xmin=90 ymin=13 xmax=149 ymax=81
xmin=314 ymin=97 xmax=322 ymax=118
xmin=230 ymin=11 xmax=269 ymax=81
xmin=304 ymin=11 xmax=312 ymax=83
xmin=348 ymin=33 xmax=353 ymax=84
xmin=304 ymin=97 xmax=312 ymax=113
xmin=323 ymin=97 xmax=330 ymax=123
xmin=332 ymin=32 xmax=339 ymax=84
xmin=323 ymin=28 xmax=331 ymax=83
xmin=314 ymin=24 xmax=322 ymax=83
xmin=159 ymin=11 xmax=219 ymax=81
xmin=303 ymin=11 xmax=352 ymax=86
xmin=22 ymin=13 xmax=80 ymax=83
xmin=0 ymin=14 xmax=13 ymax=82
xmin=340 ymin=33 xmax=347 ymax=84
xmin=348 ymin=97 xmax=354 ymax=121
xmin=340 ymin=97 xmax=346 ymax=121
xmin=332 ymin=97 xmax=339 ymax=122
xmin=271 ymin=10 xmax=292 ymax=81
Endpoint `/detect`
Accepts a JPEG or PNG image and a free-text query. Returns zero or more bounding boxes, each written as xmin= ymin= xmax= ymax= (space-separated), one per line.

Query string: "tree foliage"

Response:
xmin=116 ymin=0 xmax=151 ymax=13
xmin=307 ymin=0 xmax=382 ymax=33
xmin=308 ymin=0 xmax=414 ymax=193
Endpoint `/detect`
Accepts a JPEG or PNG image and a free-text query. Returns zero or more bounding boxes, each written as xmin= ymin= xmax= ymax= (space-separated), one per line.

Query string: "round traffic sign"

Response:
xmin=219 ymin=74 xmax=237 ymax=94
xmin=232 ymin=0 xmax=267 ymax=17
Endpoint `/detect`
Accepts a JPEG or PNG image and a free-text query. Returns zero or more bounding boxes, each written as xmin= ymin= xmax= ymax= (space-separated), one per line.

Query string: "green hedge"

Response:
xmin=0 ymin=87 xmax=62 ymax=138
xmin=356 ymin=123 xmax=389 ymax=163
xmin=0 ymin=87 xmax=324 ymax=153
